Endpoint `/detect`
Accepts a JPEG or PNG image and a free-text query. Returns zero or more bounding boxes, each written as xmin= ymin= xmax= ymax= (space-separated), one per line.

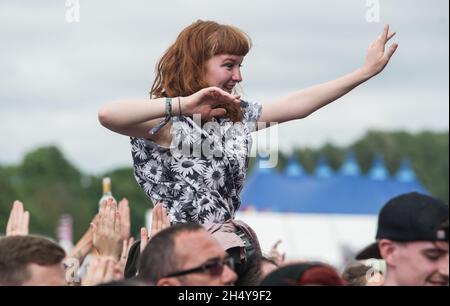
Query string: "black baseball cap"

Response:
xmin=356 ymin=192 xmax=449 ymax=260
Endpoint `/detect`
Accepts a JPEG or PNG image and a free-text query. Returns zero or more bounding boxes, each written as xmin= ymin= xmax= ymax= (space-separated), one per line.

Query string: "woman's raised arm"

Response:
xmin=259 ymin=24 xmax=398 ymax=126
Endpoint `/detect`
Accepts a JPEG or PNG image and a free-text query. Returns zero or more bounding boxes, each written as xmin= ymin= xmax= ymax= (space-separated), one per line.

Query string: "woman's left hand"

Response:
xmin=362 ymin=24 xmax=398 ymax=77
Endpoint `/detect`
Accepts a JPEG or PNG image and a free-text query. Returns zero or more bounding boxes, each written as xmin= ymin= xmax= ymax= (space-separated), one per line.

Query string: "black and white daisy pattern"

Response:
xmin=132 ymin=140 xmax=149 ymax=160
xmin=171 ymin=119 xmax=202 ymax=148
xmin=171 ymin=156 xmax=206 ymax=177
xmin=179 ymin=187 xmax=196 ymax=204
xmin=204 ymin=164 xmax=225 ymax=189
xmin=168 ymin=205 xmax=187 ymax=223
xmin=198 ymin=194 xmax=217 ymax=213
xmin=142 ymin=159 xmax=163 ymax=182
xmin=130 ymin=100 xmax=262 ymax=224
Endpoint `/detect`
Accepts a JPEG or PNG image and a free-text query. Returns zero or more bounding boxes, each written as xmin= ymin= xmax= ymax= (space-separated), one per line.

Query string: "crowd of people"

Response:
xmin=0 ymin=192 xmax=448 ymax=286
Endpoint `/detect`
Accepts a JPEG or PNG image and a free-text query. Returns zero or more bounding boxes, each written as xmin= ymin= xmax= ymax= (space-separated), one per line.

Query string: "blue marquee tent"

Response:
xmin=241 ymin=153 xmax=428 ymax=215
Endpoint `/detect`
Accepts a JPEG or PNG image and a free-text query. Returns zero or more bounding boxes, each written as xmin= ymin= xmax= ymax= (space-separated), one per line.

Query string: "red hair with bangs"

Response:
xmin=150 ymin=20 xmax=252 ymax=98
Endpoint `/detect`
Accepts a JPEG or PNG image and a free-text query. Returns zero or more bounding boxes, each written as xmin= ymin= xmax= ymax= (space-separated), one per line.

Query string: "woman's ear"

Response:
xmin=156 ymin=277 xmax=182 ymax=286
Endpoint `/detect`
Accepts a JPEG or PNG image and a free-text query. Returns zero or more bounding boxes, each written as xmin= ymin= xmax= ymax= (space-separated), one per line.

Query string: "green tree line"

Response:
xmin=0 ymin=130 xmax=448 ymax=241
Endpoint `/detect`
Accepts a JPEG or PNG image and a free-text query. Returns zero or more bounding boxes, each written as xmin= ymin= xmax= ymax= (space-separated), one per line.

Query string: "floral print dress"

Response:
xmin=130 ymin=100 xmax=262 ymax=224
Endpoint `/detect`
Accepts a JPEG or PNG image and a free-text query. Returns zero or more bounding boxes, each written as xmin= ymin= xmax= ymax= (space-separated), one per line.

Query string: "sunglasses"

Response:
xmin=166 ymin=256 xmax=235 ymax=278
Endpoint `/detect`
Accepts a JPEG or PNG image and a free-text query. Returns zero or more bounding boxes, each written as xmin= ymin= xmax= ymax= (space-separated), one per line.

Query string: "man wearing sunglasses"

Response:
xmin=138 ymin=223 xmax=237 ymax=286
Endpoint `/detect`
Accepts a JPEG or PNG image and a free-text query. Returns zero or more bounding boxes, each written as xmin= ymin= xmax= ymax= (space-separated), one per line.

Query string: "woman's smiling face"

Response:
xmin=204 ymin=54 xmax=244 ymax=93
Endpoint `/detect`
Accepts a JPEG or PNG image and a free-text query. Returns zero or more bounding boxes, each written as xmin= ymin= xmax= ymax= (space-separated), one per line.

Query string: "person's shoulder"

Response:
xmin=240 ymin=99 xmax=252 ymax=108
xmin=240 ymin=99 xmax=262 ymax=109
xmin=240 ymin=99 xmax=262 ymax=122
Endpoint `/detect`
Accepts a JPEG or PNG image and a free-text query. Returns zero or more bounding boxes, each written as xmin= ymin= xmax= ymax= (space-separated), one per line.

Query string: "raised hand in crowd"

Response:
xmin=65 ymin=214 xmax=99 ymax=264
xmin=268 ymin=240 xmax=286 ymax=266
xmin=139 ymin=227 xmax=149 ymax=254
xmin=118 ymin=198 xmax=131 ymax=241
xmin=6 ymin=200 xmax=29 ymax=236
xmin=139 ymin=202 xmax=171 ymax=253
xmin=91 ymin=198 xmax=122 ymax=260
xmin=117 ymin=237 xmax=135 ymax=276
xmin=151 ymin=202 xmax=171 ymax=238
xmin=81 ymin=256 xmax=122 ymax=286
xmin=63 ymin=214 xmax=99 ymax=285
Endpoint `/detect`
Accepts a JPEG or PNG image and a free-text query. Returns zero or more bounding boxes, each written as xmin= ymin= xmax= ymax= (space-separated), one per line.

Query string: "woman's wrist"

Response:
xmin=149 ymin=98 xmax=174 ymax=135
xmin=175 ymin=96 xmax=183 ymax=116
xmin=356 ymin=66 xmax=376 ymax=81
xmin=178 ymin=96 xmax=193 ymax=116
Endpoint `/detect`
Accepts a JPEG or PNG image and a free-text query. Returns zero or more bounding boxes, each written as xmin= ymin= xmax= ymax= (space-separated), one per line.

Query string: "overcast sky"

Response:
xmin=0 ymin=0 xmax=448 ymax=174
